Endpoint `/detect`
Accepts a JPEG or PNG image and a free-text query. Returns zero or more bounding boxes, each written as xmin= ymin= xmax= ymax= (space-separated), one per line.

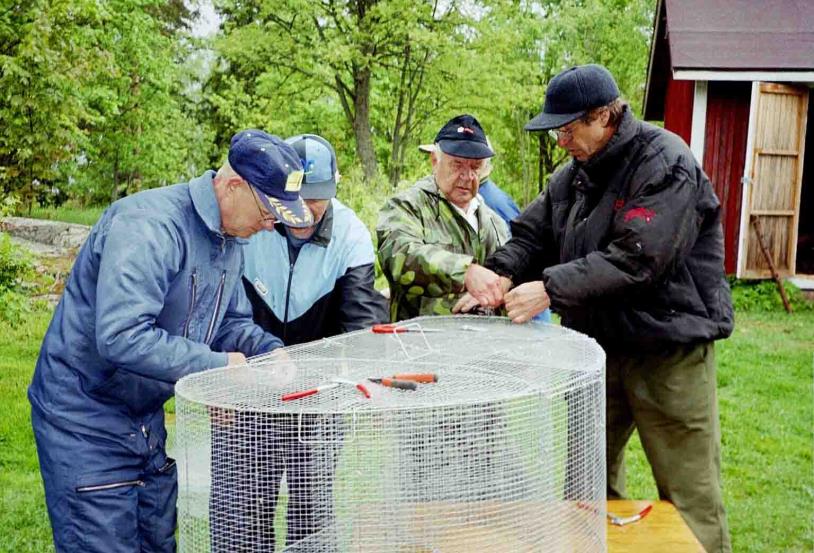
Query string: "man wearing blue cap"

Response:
xmin=463 ymin=64 xmax=733 ymax=552
xmin=28 ymin=129 xmax=312 ymax=553
xmin=377 ymin=114 xmax=509 ymax=321
xmin=207 ymin=134 xmax=387 ymax=550
xmin=243 ymin=133 xmax=387 ymax=344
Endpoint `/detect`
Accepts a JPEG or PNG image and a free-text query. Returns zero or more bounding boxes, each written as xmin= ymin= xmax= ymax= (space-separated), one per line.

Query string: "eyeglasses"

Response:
xmin=248 ymin=183 xmax=276 ymax=224
xmin=548 ymin=125 xmax=575 ymax=142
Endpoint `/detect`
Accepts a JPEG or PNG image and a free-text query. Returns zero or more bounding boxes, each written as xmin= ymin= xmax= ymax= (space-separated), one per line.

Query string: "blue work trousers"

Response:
xmin=32 ymin=408 xmax=177 ymax=553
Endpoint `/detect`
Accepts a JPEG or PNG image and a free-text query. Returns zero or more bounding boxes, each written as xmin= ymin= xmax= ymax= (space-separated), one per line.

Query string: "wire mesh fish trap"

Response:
xmin=175 ymin=316 xmax=606 ymax=552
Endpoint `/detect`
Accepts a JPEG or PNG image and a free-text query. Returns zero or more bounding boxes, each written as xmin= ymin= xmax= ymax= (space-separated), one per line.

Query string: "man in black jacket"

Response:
xmin=458 ymin=65 xmax=733 ymax=552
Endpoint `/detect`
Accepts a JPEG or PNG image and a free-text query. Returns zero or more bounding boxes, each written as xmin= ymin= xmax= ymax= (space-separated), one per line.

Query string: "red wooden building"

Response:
xmin=644 ymin=0 xmax=814 ymax=277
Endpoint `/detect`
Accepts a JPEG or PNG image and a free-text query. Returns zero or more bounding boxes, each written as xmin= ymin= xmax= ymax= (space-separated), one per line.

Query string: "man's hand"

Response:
xmin=464 ymin=264 xmax=507 ymax=307
xmin=452 ymin=292 xmax=480 ymax=314
xmin=226 ymin=352 xmax=247 ymax=366
xmin=504 ymin=281 xmax=551 ymax=324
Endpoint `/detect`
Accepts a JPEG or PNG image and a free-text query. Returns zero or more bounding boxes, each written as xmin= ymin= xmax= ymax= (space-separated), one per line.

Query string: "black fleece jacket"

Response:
xmin=486 ymin=108 xmax=734 ymax=351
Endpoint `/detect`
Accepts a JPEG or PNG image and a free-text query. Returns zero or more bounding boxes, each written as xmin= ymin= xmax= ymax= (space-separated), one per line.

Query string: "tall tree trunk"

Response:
xmin=111 ymin=149 xmax=120 ymax=203
xmin=352 ymin=65 xmax=378 ymax=182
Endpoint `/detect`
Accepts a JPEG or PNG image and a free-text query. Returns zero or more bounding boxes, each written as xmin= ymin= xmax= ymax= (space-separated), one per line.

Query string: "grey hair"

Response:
xmin=216 ymin=161 xmax=241 ymax=181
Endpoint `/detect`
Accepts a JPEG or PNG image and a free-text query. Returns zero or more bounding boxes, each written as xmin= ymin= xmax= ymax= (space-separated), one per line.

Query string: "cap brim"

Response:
xmin=418 ymin=144 xmax=436 ymax=153
xmin=437 ymin=140 xmax=494 ymax=159
xmin=254 ymin=189 xmax=314 ymax=228
xmin=524 ymin=110 xmax=585 ymax=131
xmin=299 ymin=180 xmax=336 ymax=200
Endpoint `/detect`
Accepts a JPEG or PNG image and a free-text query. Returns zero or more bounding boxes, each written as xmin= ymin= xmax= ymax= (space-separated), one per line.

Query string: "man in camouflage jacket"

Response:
xmin=377 ymin=115 xmax=508 ymax=321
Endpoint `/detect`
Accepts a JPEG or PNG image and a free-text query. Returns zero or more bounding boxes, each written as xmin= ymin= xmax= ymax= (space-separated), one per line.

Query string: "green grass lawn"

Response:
xmin=27 ymin=204 xmax=106 ymax=227
xmin=1 ymin=309 xmax=812 ymax=551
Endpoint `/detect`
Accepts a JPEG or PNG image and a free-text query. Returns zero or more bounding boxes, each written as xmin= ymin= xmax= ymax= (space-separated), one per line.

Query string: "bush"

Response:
xmin=0 ymin=232 xmax=36 ymax=323
xmin=729 ymin=277 xmax=814 ymax=313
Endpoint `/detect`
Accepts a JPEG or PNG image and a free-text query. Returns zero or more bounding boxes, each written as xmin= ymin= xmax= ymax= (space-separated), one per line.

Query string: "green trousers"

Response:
xmin=606 ymin=342 xmax=731 ymax=553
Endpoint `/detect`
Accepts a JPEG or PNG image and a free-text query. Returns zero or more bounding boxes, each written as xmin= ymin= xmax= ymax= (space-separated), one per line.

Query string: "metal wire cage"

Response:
xmin=175 ymin=316 xmax=606 ymax=552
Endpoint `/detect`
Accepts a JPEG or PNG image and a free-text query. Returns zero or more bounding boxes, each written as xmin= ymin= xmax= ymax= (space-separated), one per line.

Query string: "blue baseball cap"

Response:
xmin=284 ymin=134 xmax=338 ymax=200
xmin=525 ymin=64 xmax=620 ymax=131
xmin=227 ymin=129 xmax=313 ymax=228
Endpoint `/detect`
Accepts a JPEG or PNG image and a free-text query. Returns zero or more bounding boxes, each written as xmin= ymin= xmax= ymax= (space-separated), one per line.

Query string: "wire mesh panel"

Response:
xmin=175 ymin=316 xmax=606 ymax=552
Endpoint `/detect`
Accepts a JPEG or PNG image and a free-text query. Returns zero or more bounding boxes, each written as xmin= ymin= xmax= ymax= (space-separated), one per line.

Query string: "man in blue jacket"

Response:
xmin=28 ymin=129 xmax=313 ymax=553
xmin=209 ymin=134 xmax=387 ymax=551
xmin=244 ymin=133 xmax=387 ymax=344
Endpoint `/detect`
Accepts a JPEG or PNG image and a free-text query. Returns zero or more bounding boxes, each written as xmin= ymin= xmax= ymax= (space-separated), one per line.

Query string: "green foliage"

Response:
xmin=0 ymin=233 xmax=35 ymax=323
xmin=0 ymin=0 xmax=211 ymax=210
xmin=729 ymin=278 xmax=814 ymax=313
xmin=2 ymin=0 xmax=657 ymax=209
xmin=0 ymin=195 xmax=20 ymax=218
xmin=204 ymin=0 xmax=655 ymax=206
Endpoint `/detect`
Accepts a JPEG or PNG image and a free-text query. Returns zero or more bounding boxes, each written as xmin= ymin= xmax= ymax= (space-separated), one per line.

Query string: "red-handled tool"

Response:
xmin=368 ymin=378 xmax=418 ymax=390
xmin=371 ymin=324 xmax=442 ymax=334
xmin=390 ymin=373 xmax=438 ymax=384
xmin=332 ymin=377 xmax=371 ymax=399
xmin=282 ymin=377 xmax=371 ymax=402
xmin=281 ymin=382 xmax=340 ymax=402
xmin=608 ymin=504 xmax=653 ymax=526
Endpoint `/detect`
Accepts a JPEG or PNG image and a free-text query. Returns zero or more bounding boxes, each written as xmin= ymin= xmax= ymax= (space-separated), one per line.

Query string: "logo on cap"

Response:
xmin=457 ymin=126 xmax=475 ymax=135
xmin=285 ymin=170 xmax=304 ymax=192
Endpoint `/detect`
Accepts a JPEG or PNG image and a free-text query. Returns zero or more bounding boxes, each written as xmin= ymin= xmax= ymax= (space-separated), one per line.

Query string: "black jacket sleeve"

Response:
xmin=334 ymin=263 xmax=389 ymax=332
xmin=485 ymin=190 xmax=559 ymax=284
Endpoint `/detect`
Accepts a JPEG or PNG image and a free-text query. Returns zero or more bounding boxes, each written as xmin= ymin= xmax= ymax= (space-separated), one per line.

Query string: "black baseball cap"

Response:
xmin=433 ymin=115 xmax=494 ymax=159
xmin=525 ymin=64 xmax=620 ymax=131
xmin=228 ymin=129 xmax=313 ymax=228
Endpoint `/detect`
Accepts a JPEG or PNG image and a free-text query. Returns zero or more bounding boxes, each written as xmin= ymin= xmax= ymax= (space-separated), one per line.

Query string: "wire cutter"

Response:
xmin=368 ymin=373 xmax=438 ymax=390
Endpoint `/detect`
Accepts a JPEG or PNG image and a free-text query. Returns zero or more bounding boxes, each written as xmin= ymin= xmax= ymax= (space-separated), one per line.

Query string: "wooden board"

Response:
xmin=608 ymin=500 xmax=704 ymax=552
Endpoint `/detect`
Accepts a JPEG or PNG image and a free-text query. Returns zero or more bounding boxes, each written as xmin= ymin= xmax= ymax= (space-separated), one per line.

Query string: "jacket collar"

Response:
xmin=190 ymin=170 xmax=248 ymax=244
xmin=416 ymin=174 xmax=443 ymax=198
xmin=274 ymin=200 xmax=334 ymax=248
xmin=579 ymin=106 xmax=638 ymax=180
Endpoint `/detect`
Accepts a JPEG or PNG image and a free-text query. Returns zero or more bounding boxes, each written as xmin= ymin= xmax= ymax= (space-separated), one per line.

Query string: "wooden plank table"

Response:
xmin=608 ymin=500 xmax=704 ymax=552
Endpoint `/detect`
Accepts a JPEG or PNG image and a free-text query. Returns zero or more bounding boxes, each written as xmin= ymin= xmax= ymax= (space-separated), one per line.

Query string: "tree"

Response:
xmin=0 ymin=0 xmax=212 ymax=209
xmin=0 ymin=1 xmax=106 ymax=210
xmin=208 ymin=0 xmax=474 ymax=184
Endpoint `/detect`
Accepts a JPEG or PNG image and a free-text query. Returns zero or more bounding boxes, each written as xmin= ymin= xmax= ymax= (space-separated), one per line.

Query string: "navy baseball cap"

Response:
xmin=433 ymin=115 xmax=494 ymax=159
xmin=284 ymin=134 xmax=338 ymax=200
xmin=228 ymin=129 xmax=313 ymax=228
xmin=525 ymin=64 xmax=620 ymax=131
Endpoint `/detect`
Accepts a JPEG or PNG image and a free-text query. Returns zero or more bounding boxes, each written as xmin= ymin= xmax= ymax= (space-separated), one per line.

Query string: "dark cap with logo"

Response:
xmin=434 ymin=114 xmax=494 ymax=159
xmin=285 ymin=134 xmax=338 ymax=200
xmin=228 ymin=129 xmax=313 ymax=228
xmin=525 ymin=64 xmax=620 ymax=131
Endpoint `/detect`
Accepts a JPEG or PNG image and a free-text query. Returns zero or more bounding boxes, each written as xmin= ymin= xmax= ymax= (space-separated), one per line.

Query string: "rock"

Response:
xmin=1 ymin=216 xmax=90 ymax=250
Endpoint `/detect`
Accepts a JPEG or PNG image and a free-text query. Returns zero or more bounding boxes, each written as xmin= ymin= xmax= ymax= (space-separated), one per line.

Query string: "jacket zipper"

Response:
xmin=282 ymin=258 xmax=295 ymax=343
xmin=183 ymin=272 xmax=198 ymax=339
xmin=77 ymin=480 xmax=145 ymax=493
xmin=204 ymin=271 xmax=227 ymax=345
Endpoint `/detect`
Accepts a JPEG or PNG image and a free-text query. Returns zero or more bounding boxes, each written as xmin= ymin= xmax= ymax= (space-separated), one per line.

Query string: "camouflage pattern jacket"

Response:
xmin=377 ymin=176 xmax=509 ymax=321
